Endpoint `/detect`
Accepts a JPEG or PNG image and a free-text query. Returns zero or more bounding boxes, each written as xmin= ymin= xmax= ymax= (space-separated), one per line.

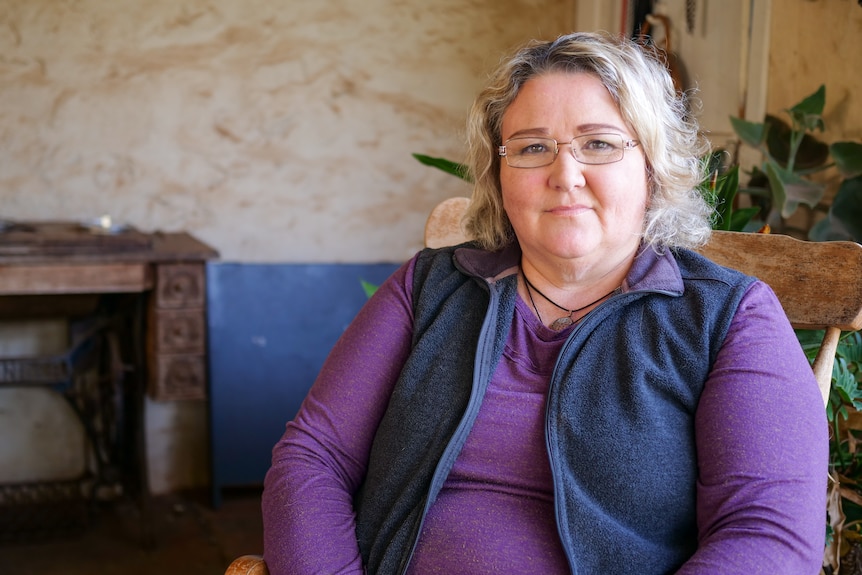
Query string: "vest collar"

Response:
xmin=451 ymin=242 xmax=685 ymax=295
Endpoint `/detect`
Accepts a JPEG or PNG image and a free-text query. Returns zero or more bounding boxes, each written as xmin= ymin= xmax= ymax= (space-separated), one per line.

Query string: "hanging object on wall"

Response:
xmin=638 ymin=13 xmax=687 ymax=95
xmin=686 ymin=0 xmax=696 ymax=33
xmin=629 ymin=0 xmax=656 ymax=39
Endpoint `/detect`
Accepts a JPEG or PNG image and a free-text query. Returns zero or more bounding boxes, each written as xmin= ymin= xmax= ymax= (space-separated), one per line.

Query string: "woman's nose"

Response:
xmin=549 ymin=144 xmax=586 ymax=190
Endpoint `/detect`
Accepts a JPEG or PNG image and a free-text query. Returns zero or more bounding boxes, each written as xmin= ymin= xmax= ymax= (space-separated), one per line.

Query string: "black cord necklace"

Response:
xmin=522 ymin=272 xmax=620 ymax=331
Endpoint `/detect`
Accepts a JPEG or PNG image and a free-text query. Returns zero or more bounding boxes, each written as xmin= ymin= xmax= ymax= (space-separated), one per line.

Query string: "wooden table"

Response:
xmin=0 ymin=222 xmax=217 ymax=543
xmin=0 ymin=224 xmax=218 ymax=400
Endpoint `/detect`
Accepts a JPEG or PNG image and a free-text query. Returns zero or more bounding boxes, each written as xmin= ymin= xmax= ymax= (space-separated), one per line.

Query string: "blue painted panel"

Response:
xmin=207 ymin=261 xmax=400 ymax=506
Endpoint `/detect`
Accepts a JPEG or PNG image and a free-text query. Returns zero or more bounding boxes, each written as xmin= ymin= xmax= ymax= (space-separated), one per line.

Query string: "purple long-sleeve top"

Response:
xmin=262 ymin=252 xmax=828 ymax=574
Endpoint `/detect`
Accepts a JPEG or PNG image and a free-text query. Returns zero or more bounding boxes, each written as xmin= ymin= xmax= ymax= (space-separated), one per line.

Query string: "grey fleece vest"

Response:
xmin=355 ymin=243 xmax=754 ymax=575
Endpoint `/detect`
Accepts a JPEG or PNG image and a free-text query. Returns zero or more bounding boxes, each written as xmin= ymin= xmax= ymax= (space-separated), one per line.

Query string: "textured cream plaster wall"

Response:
xmin=1 ymin=0 xmax=575 ymax=264
xmin=759 ymin=0 xmax=862 ymax=230
xmin=0 ymin=0 xmax=575 ymax=493
xmin=767 ymin=0 xmax=862 ymax=142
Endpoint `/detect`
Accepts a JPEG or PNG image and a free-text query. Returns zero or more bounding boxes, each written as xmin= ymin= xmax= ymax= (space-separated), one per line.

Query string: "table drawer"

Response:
xmin=148 ymin=262 xmax=209 ymax=400
xmin=149 ymin=353 xmax=206 ymax=401
xmin=152 ymin=309 xmax=205 ymax=354
xmin=154 ymin=264 xmax=205 ymax=309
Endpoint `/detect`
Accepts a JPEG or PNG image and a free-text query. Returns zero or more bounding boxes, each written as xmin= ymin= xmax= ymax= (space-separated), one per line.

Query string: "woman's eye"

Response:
xmin=583 ymin=138 xmax=617 ymax=151
xmin=522 ymin=143 xmax=548 ymax=154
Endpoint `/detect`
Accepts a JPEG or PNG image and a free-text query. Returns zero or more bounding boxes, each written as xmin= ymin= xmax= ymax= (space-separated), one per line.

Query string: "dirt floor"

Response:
xmin=0 ymin=488 xmax=263 ymax=575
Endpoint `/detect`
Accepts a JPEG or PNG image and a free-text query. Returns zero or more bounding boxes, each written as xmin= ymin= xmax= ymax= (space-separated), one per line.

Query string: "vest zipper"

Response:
xmin=395 ymin=280 xmax=503 ymax=575
xmin=543 ymin=289 xmax=658 ymax=574
xmin=545 ymin=314 xmax=589 ymax=574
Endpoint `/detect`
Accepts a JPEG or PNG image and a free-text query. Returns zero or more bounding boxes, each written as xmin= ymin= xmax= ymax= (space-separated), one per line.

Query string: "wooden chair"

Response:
xmin=225 ymin=555 xmax=268 ymax=575
xmin=223 ymin=196 xmax=862 ymax=575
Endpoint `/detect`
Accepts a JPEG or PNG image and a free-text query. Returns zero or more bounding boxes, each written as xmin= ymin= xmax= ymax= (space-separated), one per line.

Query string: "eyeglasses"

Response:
xmin=498 ymin=133 xmax=640 ymax=168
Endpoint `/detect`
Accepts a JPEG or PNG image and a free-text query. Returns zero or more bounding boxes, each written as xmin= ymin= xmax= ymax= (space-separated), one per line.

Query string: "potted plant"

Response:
xmin=729 ymin=85 xmax=862 ymax=241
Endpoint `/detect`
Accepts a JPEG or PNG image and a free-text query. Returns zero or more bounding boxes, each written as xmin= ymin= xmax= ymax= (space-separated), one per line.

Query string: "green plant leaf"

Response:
xmin=788 ymin=84 xmax=826 ymax=126
xmin=729 ymin=207 xmax=760 ymax=232
xmin=764 ymin=161 xmax=825 ymax=218
xmin=825 ymin=175 xmax=862 ymax=242
xmin=763 ymin=161 xmax=788 ymax=217
xmin=412 ymin=153 xmax=472 ymax=182
xmin=729 ymin=116 xmax=768 ymax=150
xmin=831 ymin=141 xmax=862 ymax=179
xmin=796 ymin=329 xmax=826 ymax=358
xmin=698 ymin=162 xmax=758 ymax=232
xmin=360 ymin=279 xmax=378 ymax=298
xmin=764 ymin=114 xmax=829 ymax=170
xmin=789 ymin=85 xmax=826 ymax=115
xmin=838 ymin=331 xmax=862 ymax=363
xmin=712 ymin=166 xmax=740 ymax=230
xmin=832 ymin=358 xmax=862 ymax=412
xmin=809 ymin=216 xmax=853 ymax=242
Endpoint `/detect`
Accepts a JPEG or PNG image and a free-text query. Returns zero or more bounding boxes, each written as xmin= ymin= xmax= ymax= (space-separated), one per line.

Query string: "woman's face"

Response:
xmin=499 ymin=71 xmax=648 ymax=270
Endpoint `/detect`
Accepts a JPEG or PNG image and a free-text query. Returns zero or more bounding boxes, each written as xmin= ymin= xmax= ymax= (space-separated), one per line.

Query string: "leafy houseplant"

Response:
xmin=698 ymin=152 xmax=758 ymax=232
xmin=412 ymin=153 xmax=471 ymax=183
xmin=729 ymin=85 xmax=862 ymax=241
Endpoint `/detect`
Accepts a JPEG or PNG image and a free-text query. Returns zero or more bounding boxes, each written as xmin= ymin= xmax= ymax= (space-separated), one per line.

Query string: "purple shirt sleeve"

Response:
xmin=679 ymin=280 xmax=828 ymax=574
xmin=262 ymin=258 xmax=416 ymax=575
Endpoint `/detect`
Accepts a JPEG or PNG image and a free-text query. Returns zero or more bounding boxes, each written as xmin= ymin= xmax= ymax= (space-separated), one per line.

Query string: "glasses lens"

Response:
xmin=503 ymin=137 xmax=557 ymax=168
xmin=571 ymin=134 xmax=625 ymax=165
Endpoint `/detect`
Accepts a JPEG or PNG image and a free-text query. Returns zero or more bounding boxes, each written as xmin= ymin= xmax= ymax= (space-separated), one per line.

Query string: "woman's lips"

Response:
xmin=548 ymin=204 xmax=590 ymax=216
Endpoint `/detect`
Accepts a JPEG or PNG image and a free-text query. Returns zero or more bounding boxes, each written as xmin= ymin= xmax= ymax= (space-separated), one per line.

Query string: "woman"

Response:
xmin=262 ymin=32 xmax=827 ymax=574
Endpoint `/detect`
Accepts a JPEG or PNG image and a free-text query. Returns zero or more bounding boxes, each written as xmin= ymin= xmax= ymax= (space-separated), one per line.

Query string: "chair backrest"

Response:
xmin=424 ymin=196 xmax=862 ymax=406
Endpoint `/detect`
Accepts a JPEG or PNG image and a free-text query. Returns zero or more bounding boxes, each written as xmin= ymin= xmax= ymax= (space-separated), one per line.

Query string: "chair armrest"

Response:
xmin=225 ymin=555 xmax=269 ymax=575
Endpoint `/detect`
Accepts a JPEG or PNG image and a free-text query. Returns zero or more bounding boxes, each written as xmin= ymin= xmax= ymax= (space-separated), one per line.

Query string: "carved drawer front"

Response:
xmin=155 ymin=264 xmax=205 ymax=309
xmin=153 ymin=309 xmax=205 ymax=354
xmin=152 ymin=354 xmax=206 ymax=401
xmin=148 ymin=262 xmax=208 ymax=401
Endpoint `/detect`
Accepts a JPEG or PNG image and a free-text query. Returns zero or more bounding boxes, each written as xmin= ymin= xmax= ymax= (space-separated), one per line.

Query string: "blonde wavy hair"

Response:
xmin=464 ymin=31 xmax=713 ymax=252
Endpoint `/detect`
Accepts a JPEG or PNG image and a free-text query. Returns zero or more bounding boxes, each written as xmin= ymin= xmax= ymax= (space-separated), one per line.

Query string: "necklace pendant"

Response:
xmin=549 ymin=316 xmax=574 ymax=331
